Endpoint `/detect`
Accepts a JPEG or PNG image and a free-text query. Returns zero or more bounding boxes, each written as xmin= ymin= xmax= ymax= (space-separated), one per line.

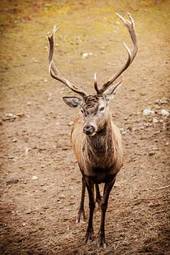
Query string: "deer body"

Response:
xmin=48 ymin=13 xmax=137 ymax=247
xmin=71 ymin=114 xmax=123 ymax=179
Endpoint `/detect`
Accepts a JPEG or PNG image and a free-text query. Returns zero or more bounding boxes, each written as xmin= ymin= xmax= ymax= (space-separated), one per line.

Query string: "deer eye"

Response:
xmin=99 ymin=106 xmax=105 ymax=112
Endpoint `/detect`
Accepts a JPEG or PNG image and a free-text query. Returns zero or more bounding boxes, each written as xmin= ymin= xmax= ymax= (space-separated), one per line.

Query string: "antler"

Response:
xmin=96 ymin=13 xmax=138 ymax=95
xmin=48 ymin=26 xmax=87 ymax=98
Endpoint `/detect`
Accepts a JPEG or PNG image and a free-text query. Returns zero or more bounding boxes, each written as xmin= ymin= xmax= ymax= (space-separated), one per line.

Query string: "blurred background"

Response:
xmin=0 ymin=1 xmax=169 ymax=254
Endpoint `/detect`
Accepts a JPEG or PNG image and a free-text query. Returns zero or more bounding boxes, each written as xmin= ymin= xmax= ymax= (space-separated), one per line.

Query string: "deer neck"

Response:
xmin=86 ymin=116 xmax=113 ymax=157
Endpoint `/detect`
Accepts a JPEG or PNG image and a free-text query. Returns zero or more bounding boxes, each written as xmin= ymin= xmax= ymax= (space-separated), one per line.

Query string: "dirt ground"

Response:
xmin=0 ymin=0 xmax=170 ymax=254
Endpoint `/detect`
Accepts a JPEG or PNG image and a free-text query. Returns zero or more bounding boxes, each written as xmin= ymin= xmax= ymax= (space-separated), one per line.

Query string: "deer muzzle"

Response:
xmin=83 ymin=124 xmax=95 ymax=136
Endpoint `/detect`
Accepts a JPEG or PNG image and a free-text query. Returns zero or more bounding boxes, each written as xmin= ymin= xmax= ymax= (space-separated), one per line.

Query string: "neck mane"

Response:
xmin=86 ymin=115 xmax=113 ymax=157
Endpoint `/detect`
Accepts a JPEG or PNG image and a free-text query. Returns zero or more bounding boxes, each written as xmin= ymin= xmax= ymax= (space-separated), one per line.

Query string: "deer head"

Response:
xmin=48 ymin=13 xmax=138 ymax=136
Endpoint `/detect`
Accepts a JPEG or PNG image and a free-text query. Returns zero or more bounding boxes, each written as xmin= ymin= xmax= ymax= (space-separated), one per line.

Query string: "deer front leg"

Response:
xmin=85 ymin=177 xmax=95 ymax=243
xmin=98 ymin=176 xmax=116 ymax=248
xmin=76 ymin=177 xmax=86 ymax=223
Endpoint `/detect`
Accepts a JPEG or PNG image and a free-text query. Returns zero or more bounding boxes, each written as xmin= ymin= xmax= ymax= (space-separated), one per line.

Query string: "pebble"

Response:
xmin=127 ymin=126 xmax=133 ymax=131
xmin=16 ymin=113 xmax=25 ymax=118
xmin=32 ymin=176 xmax=38 ymax=180
xmin=25 ymin=210 xmax=32 ymax=214
xmin=160 ymin=109 xmax=169 ymax=117
xmin=59 ymin=194 xmax=65 ymax=199
xmin=2 ymin=113 xmax=16 ymax=121
xmin=143 ymin=108 xmax=155 ymax=116
xmin=144 ymin=123 xmax=152 ymax=127
xmin=140 ymin=92 xmax=146 ymax=96
xmin=6 ymin=177 xmax=19 ymax=185
xmin=68 ymin=121 xmax=74 ymax=126
xmin=25 ymin=147 xmax=30 ymax=156
xmin=81 ymin=52 xmax=93 ymax=59
xmin=155 ymin=98 xmax=169 ymax=105
xmin=148 ymin=151 xmax=156 ymax=156
xmin=43 ymin=206 xmax=49 ymax=210
xmin=153 ymin=117 xmax=159 ymax=124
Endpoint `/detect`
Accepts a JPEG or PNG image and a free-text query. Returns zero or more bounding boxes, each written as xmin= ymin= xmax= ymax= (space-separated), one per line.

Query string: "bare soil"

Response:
xmin=0 ymin=1 xmax=170 ymax=254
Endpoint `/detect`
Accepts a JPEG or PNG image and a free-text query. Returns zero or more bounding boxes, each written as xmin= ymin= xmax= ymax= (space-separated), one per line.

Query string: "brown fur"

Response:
xmin=48 ymin=12 xmax=138 ymax=247
xmin=71 ymin=112 xmax=123 ymax=179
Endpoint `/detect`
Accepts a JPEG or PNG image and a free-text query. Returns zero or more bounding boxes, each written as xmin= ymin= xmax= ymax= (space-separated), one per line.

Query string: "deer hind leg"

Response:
xmin=85 ymin=177 xmax=95 ymax=243
xmin=98 ymin=176 xmax=116 ymax=248
xmin=95 ymin=183 xmax=102 ymax=209
xmin=76 ymin=176 xmax=86 ymax=223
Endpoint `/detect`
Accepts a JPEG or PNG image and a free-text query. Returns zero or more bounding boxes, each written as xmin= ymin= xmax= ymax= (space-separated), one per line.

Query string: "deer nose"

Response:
xmin=83 ymin=125 xmax=95 ymax=135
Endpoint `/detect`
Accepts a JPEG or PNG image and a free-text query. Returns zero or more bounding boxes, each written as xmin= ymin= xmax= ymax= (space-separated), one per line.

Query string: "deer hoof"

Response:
xmin=85 ymin=229 xmax=94 ymax=243
xmin=97 ymin=235 xmax=107 ymax=248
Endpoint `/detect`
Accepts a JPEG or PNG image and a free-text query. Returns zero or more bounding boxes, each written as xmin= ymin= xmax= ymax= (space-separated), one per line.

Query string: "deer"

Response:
xmin=48 ymin=13 xmax=137 ymax=248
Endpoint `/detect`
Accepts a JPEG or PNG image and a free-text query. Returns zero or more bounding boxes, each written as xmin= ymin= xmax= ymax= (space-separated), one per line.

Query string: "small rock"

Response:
xmin=68 ymin=121 xmax=74 ymax=126
xmin=16 ymin=113 xmax=25 ymax=118
xmin=25 ymin=210 xmax=32 ymax=214
xmin=6 ymin=177 xmax=19 ymax=185
xmin=43 ymin=206 xmax=49 ymax=210
xmin=32 ymin=58 xmax=39 ymax=63
xmin=153 ymin=117 xmax=159 ymax=124
xmin=144 ymin=123 xmax=152 ymax=127
xmin=48 ymin=92 xmax=52 ymax=101
xmin=160 ymin=109 xmax=169 ymax=117
xmin=62 ymin=147 xmax=69 ymax=151
xmin=32 ymin=176 xmax=38 ymax=180
xmin=140 ymin=92 xmax=146 ymax=96
xmin=81 ymin=52 xmax=93 ymax=59
xmin=148 ymin=151 xmax=155 ymax=156
xmin=155 ymin=104 xmax=161 ymax=110
xmin=127 ymin=126 xmax=133 ymax=131
xmin=155 ymin=98 xmax=169 ymax=105
xmin=143 ymin=108 xmax=154 ymax=116
xmin=59 ymin=194 xmax=65 ymax=199
xmin=25 ymin=147 xmax=30 ymax=156
xmin=3 ymin=113 xmax=16 ymax=121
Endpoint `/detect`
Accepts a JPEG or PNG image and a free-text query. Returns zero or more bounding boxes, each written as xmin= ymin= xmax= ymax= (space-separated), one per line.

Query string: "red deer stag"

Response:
xmin=48 ymin=13 xmax=137 ymax=247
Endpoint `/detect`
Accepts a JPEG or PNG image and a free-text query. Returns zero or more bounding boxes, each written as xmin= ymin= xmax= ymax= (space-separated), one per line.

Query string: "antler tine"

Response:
xmin=97 ymin=13 xmax=138 ymax=94
xmin=94 ymin=73 xmax=100 ymax=93
xmin=48 ymin=26 xmax=87 ymax=98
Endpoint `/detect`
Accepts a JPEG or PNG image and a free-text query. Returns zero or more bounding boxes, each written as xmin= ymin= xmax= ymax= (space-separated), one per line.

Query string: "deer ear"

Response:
xmin=63 ymin=96 xmax=82 ymax=108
